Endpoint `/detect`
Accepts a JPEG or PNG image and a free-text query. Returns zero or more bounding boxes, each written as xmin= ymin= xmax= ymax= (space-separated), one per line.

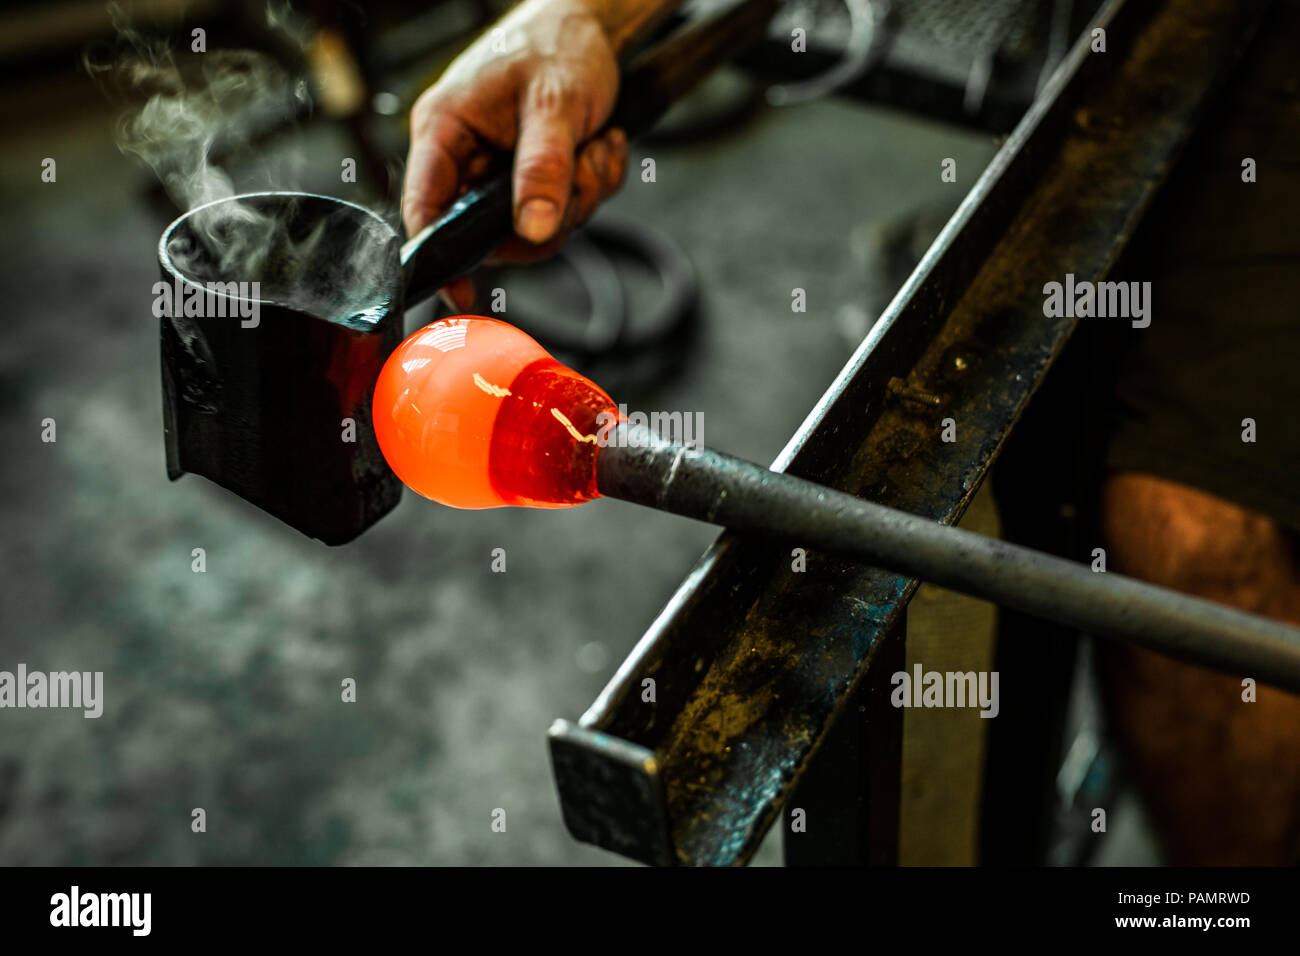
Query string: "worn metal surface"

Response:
xmin=159 ymin=192 xmax=404 ymax=545
xmin=550 ymin=0 xmax=1270 ymax=866
xmin=783 ymin=615 xmax=905 ymax=865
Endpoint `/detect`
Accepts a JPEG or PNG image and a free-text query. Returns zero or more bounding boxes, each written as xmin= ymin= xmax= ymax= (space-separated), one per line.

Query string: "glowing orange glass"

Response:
xmin=372 ymin=316 xmax=618 ymax=509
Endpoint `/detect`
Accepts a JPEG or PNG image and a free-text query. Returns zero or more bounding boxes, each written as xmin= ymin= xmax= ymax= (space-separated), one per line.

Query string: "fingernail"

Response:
xmin=516 ymin=198 xmax=559 ymax=243
xmin=437 ymin=289 xmax=457 ymax=312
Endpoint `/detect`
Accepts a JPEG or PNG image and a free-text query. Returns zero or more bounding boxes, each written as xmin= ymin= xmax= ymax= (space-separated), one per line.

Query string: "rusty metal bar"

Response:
xmin=549 ymin=0 xmax=1270 ymax=866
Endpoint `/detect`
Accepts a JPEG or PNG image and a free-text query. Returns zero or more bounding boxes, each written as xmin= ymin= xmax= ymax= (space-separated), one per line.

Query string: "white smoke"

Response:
xmin=90 ymin=3 xmax=399 ymax=321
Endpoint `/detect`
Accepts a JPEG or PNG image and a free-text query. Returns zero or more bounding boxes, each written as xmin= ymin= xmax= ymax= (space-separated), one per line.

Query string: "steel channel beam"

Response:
xmin=549 ymin=0 xmax=1270 ymax=866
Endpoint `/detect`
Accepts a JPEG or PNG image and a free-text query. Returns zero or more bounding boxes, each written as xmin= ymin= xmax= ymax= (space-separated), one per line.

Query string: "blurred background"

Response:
xmin=0 ymin=0 xmax=1152 ymax=865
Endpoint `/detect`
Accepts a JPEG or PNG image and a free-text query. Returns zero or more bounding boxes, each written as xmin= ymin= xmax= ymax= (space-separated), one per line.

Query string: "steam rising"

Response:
xmin=93 ymin=5 xmax=399 ymax=322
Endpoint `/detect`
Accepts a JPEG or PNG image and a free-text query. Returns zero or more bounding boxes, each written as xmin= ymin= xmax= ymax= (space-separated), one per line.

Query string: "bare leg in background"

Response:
xmin=1096 ymin=472 xmax=1300 ymax=865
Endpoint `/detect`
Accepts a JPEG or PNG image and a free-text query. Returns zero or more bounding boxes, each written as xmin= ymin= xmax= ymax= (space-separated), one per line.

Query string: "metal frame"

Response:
xmin=549 ymin=0 xmax=1270 ymax=866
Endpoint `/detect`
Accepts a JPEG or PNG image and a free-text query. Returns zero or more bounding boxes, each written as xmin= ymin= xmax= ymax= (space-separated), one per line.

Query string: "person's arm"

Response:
xmin=403 ymin=0 xmax=686 ymax=310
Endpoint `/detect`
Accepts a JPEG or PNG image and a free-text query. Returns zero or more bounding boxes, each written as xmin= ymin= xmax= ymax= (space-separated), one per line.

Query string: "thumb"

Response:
xmin=512 ymin=80 xmax=580 ymax=244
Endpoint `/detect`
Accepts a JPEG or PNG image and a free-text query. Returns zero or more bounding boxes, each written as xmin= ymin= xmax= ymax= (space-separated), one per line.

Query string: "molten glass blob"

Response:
xmin=372 ymin=315 xmax=618 ymax=509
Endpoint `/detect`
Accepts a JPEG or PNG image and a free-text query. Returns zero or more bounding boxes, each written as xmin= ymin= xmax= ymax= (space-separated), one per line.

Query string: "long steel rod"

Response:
xmin=597 ymin=423 xmax=1300 ymax=692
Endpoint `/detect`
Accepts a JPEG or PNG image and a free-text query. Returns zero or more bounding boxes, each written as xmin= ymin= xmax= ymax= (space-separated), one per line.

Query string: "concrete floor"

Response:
xmin=0 ymin=65 xmax=1019 ymax=864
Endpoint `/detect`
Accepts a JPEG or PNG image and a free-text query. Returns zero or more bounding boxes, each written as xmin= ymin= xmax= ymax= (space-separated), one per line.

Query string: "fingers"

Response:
xmin=568 ymin=126 xmax=627 ymax=226
xmin=402 ymin=103 xmax=479 ymax=236
xmin=431 ymin=127 xmax=628 ymax=297
xmin=512 ymin=71 xmax=583 ymax=244
xmin=492 ymin=127 xmax=628 ymax=263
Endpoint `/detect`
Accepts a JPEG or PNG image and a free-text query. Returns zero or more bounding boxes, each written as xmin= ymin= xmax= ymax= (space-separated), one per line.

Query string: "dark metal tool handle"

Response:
xmin=596 ymin=423 xmax=1300 ymax=693
xmin=399 ymin=0 xmax=779 ymax=306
